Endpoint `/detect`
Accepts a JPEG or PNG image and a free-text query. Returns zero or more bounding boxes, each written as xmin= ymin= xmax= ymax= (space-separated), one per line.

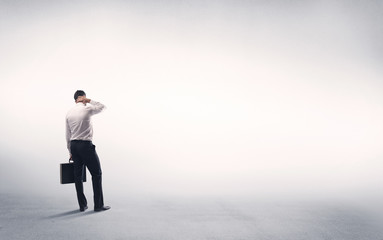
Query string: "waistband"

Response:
xmin=70 ymin=140 xmax=92 ymax=143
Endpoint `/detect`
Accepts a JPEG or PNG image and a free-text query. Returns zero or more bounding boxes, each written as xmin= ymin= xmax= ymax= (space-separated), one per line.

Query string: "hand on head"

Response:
xmin=76 ymin=96 xmax=91 ymax=104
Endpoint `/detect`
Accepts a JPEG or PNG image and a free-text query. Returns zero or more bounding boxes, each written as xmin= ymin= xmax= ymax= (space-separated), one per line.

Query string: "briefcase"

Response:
xmin=60 ymin=159 xmax=86 ymax=184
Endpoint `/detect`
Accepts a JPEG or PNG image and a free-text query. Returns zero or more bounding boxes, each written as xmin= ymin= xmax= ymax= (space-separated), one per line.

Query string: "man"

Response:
xmin=66 ymin=90 xmax=110 ymax=212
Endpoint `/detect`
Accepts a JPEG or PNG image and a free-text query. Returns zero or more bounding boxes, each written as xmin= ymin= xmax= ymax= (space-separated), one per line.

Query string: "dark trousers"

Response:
xmin=70 ymin=140 xmax=104 ymax=209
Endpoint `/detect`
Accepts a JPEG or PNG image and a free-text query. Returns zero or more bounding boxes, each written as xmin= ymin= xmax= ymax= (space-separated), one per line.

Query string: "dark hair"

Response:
xmin=74 ymin=90 xmax=86 ymax=100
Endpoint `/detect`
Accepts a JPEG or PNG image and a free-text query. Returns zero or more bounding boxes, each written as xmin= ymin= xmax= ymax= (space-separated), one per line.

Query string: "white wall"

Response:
xmin=1 ymin=0 xmax=383 ymax=199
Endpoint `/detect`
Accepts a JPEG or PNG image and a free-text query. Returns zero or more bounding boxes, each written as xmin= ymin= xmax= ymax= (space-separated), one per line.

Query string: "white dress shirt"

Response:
xmin=66 ymin=100 xmax=106 ymax=153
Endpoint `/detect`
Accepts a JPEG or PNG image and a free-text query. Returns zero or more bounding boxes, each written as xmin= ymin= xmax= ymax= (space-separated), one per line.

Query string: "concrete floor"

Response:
xmin=1 ymin=193 xmax=383 ymax=240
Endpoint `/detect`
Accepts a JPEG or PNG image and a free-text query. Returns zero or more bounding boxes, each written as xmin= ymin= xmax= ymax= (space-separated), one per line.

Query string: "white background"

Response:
xmin=1 ymin=0 xmax=383 ymax=200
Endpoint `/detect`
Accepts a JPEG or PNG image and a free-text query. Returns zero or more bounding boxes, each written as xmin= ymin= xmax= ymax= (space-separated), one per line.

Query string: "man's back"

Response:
xmin=66 ymin=100 xmax=105 ymax=152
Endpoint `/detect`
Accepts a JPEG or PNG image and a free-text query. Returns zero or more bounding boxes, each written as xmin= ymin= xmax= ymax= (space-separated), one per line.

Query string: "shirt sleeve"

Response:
xmin=89 ymin=100 xmax=106 ymax=115
xmin=65 ymin=118 xmax=71 ymax=153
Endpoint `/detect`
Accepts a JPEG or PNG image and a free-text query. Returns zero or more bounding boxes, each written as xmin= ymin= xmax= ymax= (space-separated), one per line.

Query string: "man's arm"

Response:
xmin=65 ymin=118 xmax=72 ymax=158
xmin=77 ymin=96 xmax=106 ymax=114
xmin=89 ymin=99 xmax=106 ymax=114
xmin=78 ymin=96 xmax=106 ymax=115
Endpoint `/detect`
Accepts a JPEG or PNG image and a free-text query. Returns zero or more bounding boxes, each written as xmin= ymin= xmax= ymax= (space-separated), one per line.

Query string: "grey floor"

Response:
xmin=1 ymin=193 xmax=383 ymax=240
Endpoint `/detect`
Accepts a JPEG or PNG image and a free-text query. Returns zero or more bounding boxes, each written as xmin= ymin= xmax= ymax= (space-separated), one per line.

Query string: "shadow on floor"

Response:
xmin=45 ymin=209 xmax=97 ymax=219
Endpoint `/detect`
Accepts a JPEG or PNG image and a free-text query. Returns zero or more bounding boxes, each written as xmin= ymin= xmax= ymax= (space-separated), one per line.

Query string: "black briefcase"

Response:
xmin=60 ymin=159 xmax=86 ymax=184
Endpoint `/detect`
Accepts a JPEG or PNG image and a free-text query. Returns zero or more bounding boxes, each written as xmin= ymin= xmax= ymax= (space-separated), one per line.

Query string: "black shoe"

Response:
xmin=94 ymin=206 xmax=111 ymax=212
xmin=80 ymin=206 xmax=88 ymax=212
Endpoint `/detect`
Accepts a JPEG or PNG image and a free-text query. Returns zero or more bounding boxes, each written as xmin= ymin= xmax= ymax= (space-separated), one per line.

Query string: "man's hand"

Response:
xmin=77 ymin=96 xmax=91 ymax=104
